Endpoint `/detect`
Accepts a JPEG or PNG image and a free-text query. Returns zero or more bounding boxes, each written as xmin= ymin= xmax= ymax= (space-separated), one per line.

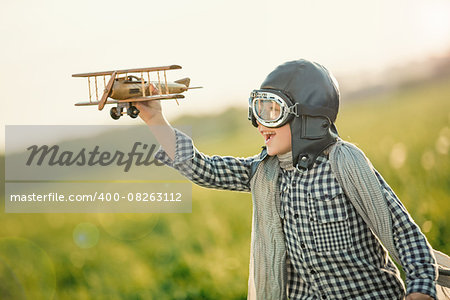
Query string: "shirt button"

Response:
xmin=321 ymin=294 xmax=327 ymax=299
xmin=309 ymin=216 xmax=314 ymax=222
xmin=310 ymin=268 xmax=316 ymax=275
xmin=300 ymin=242 xmax=306 ymax=249
xmin=293 ymin=213 xmax=299 ymax=219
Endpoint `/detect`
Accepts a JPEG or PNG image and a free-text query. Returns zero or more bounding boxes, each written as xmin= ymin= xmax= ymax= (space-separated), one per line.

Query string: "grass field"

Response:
xmin=0 ymin=76 xmax=449 ymax=299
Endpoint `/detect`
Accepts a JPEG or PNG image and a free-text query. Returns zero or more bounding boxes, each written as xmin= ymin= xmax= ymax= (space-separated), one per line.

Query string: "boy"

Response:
xmin=136 ymin=59 xmax=437 ymax=299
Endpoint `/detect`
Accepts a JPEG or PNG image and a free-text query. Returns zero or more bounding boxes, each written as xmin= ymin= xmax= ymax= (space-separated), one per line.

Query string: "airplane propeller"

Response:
xmin=98 ymin=71 xmax=117 ymax=111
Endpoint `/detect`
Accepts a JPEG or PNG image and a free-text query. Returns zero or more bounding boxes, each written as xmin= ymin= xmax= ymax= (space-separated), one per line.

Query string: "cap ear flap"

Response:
xmin=301 ymin=116 xmax=331 ymax=139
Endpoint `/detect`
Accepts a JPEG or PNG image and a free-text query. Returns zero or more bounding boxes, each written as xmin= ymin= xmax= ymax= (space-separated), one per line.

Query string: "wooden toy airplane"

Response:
xmin=73 ymin=65 xmax=201 ymax=119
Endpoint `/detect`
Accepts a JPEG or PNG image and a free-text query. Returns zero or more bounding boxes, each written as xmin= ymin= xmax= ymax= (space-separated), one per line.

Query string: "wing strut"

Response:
xmin=87 ymin=77 xmax=92 ymax=103
xmin=164 ymin=70 xmax=169 ymax=94
xmin=147 ymin=72 xmax=152 ymax=96
xmin=94 ymin=76 xmax=99 ymax=101
xmin=157 ymin=71 xmax=162 ymax=96
xmin=141 ymin=72 xmax=145 ymax=97
xmin=98 ymin=71 xmax=117 ymax=111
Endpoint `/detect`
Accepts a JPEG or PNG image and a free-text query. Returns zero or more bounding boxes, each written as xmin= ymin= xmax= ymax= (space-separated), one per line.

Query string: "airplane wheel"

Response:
xmin=127 ymin=106 xmax=140 ymax=118
xmin=110 ymin=107 xmax=121 ymax=120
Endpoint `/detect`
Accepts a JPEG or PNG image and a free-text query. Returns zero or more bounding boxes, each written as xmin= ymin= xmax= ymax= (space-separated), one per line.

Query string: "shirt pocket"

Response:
xmin=308 ymin=187 xmax=353 ymax=253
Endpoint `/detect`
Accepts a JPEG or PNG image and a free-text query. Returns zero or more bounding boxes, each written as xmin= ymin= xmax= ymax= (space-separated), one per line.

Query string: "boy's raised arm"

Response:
xmin=135 ymin=100 xmax=176 ymax=160
xmin=135 ymin=100 xmax=258 ymax=192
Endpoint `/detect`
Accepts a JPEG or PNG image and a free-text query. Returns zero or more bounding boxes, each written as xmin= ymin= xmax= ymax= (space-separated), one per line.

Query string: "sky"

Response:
xmin=1 ymin=0 xmax=450 ymax=150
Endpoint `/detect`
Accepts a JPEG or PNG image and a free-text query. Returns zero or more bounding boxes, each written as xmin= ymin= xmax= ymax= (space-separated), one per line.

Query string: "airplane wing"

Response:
xmin=75 ymin=94 xmax=184 ymax=106
xmin=116 ymin=94 xmax=185 ymax=103
xmin=72 ymin=65 xmax=182 ymax=77
xmin=75 ymin=100 xmax=119 ymax=106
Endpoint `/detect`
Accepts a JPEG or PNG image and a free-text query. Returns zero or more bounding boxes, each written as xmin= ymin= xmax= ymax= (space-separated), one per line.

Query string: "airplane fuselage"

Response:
xmin=109 ymin=77 xmax=188 ymax=100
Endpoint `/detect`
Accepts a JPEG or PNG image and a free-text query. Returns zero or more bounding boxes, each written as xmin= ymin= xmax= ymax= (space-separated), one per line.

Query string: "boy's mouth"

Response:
xmin=261 ymin=130 xmax=276 ymax=143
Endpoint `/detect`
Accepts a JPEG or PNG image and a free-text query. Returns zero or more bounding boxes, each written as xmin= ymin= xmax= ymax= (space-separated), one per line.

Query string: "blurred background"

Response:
xmin=1 ymin=0 xmax=449 ymax=299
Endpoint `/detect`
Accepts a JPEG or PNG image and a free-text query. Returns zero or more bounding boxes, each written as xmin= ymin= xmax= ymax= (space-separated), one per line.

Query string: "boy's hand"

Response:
xmin=406 ymin=292 xmax=434 ymax=300
xmin=134 ymin=100 xmax=165 ymax=125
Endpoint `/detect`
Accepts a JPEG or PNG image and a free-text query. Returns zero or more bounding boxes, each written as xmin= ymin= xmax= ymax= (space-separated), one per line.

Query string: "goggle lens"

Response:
xmin=254 ymin=99 xmax=282 ymax=121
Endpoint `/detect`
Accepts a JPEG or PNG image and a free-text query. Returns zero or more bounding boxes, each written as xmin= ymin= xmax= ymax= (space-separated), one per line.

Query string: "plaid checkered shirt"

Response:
xmin=155 ymin=129 xmax=437 ymax=300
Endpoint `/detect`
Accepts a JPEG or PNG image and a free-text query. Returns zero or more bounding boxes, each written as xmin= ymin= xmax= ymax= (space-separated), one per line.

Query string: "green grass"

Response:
xmin=0 ymin=76 xmax=449 ymax=299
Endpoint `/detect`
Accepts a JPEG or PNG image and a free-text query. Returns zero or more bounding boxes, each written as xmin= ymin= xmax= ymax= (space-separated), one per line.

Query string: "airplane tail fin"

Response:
xmin=174 ymin=77 xmax=190 ymax=87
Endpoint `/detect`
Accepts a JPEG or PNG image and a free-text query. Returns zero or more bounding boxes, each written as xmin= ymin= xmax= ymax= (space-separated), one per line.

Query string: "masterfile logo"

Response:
xmin=5 ymin=125 xmax=190 ymax=181
xmin=4 ymin=125 xmax=193 ymax=213
xmin=26 ymin=142 xmax=164 ymax=172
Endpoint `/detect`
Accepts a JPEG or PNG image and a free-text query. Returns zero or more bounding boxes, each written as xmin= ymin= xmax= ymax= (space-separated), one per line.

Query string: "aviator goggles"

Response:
xmin=248 ymin=89 xmax=298 ymax=128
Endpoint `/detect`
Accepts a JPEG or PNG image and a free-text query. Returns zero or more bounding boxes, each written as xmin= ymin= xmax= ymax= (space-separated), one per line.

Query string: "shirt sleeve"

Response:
xmin=374 ymin=171 xmax=437 ymax=299
xmin=154 ymin=128 xmax=259 ymax=192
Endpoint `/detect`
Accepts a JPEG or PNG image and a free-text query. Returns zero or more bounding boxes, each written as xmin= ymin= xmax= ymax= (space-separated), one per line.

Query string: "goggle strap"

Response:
xmin=287 ymin=103 xmax=299 ymax=117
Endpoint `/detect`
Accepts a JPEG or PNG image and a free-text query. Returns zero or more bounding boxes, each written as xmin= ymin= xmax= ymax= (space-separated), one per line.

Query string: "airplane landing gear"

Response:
xmin=109 ymin=103 xmax=139 ymax=119
xmin=127 ymin=105 xmax=140 ymax=118
xmin=110 ymin=107 xmax=122 ymax=120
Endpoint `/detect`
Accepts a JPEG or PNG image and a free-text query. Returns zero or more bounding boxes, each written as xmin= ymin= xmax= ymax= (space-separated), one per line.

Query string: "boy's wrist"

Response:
xmin=143 ymin=113 xmax=168 ymax=126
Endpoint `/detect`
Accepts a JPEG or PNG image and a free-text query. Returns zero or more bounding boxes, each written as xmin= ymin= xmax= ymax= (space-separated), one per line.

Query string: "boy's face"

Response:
xmin=257 ymin=122 xmax=292 ymax=156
